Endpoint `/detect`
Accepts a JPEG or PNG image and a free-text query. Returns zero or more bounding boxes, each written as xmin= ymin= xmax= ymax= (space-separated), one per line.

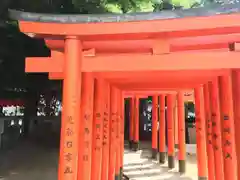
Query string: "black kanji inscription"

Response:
xmin=225 ymin=153 xmax=232 ymax=159
xmin=224 ymin=140 xmax=231 ymax=147
xmin=66 ymin=141 xmax=73 ymax=148
xmin=103 ymin=135 xmax=107 ymax=140
xmin=96 ymin=113 xmax=101 ymax=118
xmin=104 ymin=123 xmax=108 ymax=129
xmin=212 ymin=122 xmax=216 ymax=127
xmin=64 ymin=167 xmax=73 ymax=174
xmin=95 ymin=147 xmax=101 ymax=151
xmin=83 ymin=155 xmax=89 ymax=161
xmin=96 ymin=134 xmax=100 ymax=140
xmin=103 ymin=118 xmax=108 ymax=122
xmin=96 ymin=124 xmax=101 ymax=129
xmin=66 ymin=128 xmax=74 ymax=136
xmin=84 ymin=128 xmax=90 ymax=134
xmin=223 ymin=127 xmax=231 ymax=134
xmin=213 ymin=134 xmax=218 ymax=140
xmin=84 ymin=113 xmax=91 ymax=121
xmin=65 ymin=153 xmax=72 ymax=162
xmin=224 ymin=115 xmax=229 ymax=120
xmin=67 ymin=116 xmax=74 ymax=124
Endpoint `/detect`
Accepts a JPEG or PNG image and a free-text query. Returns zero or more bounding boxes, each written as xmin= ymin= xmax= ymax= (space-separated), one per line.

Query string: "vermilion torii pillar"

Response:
xmin=115 ymin=88 xmax=121 ymax=180
xmin=232 ymin=70 xmax=240 ymax=180
xmin=79 ymin=73 xmax=94 ymax=180
xmin=203 ymin=84 xmax=215 ymax=180
xmin=152 ymin=95 xmax=158 ymax=159
xmin=133 ymin=97 xmax=140 ymax=151
xmin=91 ymin=79 xmax=104 ymax=180
xmin=208 ymin=79 xmax=224 ymax=180
xmin=159 ymin=94 xmax=166 ymax=164
xmin=129 ymin=98 xmax=135 ymax=150
xmin=177 ymin=91 xmax=186 ymax=174
xmin=219 ymin=74 xmax=237 ymax=180
xmin=59 ymin=37 xmax=82 ymax=180
xmin=109 ymin=86 xmax=118 ymax=180
xmin=194 ymin=86 xmax=208 ymax=180
xmin=167 ymin=94 xmax=175 ymax=169
xmin=101 ymin=82 xmax=110 ymax=180
xmin=119 ymin=92 xmax=125 ymax=180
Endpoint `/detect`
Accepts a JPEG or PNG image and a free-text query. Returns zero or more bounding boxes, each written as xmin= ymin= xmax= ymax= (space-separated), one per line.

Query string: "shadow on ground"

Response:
xmin=0 ymin=139 xmax=58 ymax=180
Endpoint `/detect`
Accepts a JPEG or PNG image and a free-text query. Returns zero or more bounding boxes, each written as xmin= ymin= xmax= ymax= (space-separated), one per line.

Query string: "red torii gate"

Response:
xmin=9 ymin=5 xmax=240 ymax=180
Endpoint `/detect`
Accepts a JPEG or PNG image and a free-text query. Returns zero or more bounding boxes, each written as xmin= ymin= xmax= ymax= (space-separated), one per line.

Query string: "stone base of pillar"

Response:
xmin=119 ymin=167 xmax=123 ymax=179
xmin=159 ymin=152 xmax=166 ymax=164
xmin=129 ymin=140 xmax=133 ymax=150
xmin=132 ymin=141 xmax=140 ymax=151
xmin=198 ymin=177 xmax=207 ymax=180
xmin=151 ymin=148 xmax=158 ymax=159
xmin=168 ymin=155 xmax=175 ymax=169
xmin=115 ymin=174 xmax=120 ymax=180
xmin=179 ymin=160 xmax=186 ymax=174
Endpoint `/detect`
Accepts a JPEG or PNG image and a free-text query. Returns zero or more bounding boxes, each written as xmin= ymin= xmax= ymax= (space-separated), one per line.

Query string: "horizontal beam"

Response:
xmin=19 ymin=14 xmax=240 ymax=38
xmin=48 ymin=70 xmax=226 ymax=80
xmin=124 ymin=90 xmax=193 ymax=96
xmin=26 ymin=51 xmax=240 ymax=73
xmin=117 ymin=81 xmax=205 ymax=90
xmin=45 ymin=34 xmax=240 ymax=52
xmin=106 ymin=77 xmax=213 ymax=84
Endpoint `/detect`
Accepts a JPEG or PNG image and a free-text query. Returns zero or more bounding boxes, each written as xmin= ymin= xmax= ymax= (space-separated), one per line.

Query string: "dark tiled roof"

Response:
xmin=8 ymin=2 xmax=240 ymax=23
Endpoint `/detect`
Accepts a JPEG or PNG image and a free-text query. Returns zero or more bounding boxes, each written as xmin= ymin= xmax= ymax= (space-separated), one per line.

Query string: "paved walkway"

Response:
xmin=0 ymin=140 xmax=198 ymax=180
xmin=123 ymin=142 xmax=198 ymax=180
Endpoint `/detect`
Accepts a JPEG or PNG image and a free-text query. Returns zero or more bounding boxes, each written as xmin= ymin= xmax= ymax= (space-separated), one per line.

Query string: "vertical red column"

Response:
xmin=133 ymin=97 xmax=140 ymax=151
xmin=167 ymin=94 xmax=175 ymax=169
xmin=203 ymin=84 xmax=215 ymax=180
xmin=129 ymin=98 xmax=134 ymax=150
xmin=177 ymin=91 xmax=186 ymax=174
xmin=159 ymin=94 xmax=166 ymax=164
xmin=115 ymin=89 xmax=121 ymax=180
xmin=91 ymin=79 xmax=104 ymax=180
xmin=219 ymin=74 xmax=237 ymax=180
xmin=59 ymin=37 xmax=82 ymax=180
xmin=208 ymin=79 xmax=224 ymax=180
xmin=232 ymin=70 xmax=240 ymax=180
xmin=109 ymin=87 xmax=117 ymax=180
xmin=152 ymin=95 xmax=158 ymax=159
xmin=78 ymin=73 xmax=94 ymax=180
xmin=174 ymin=95 xmax=178 ymax=148
xmin=101 ymin=82 xmax=110 ymax=180
xmin=194 ymin=86 xmax=208 ymax=180
xmin=119 ymin=92 xmax=125 ymax=180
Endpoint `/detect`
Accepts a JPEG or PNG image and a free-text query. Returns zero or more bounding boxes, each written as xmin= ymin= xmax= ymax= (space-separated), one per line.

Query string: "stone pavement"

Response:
xmin=123 ymin=142 xmax=198 ymax=180
xmin=0 ymin=139 xmax=198 ymax=180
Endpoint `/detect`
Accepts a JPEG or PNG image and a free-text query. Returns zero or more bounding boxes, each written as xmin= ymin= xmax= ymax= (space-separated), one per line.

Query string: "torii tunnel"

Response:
xmin=8 ymin=3 xmax=240 ymax=180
